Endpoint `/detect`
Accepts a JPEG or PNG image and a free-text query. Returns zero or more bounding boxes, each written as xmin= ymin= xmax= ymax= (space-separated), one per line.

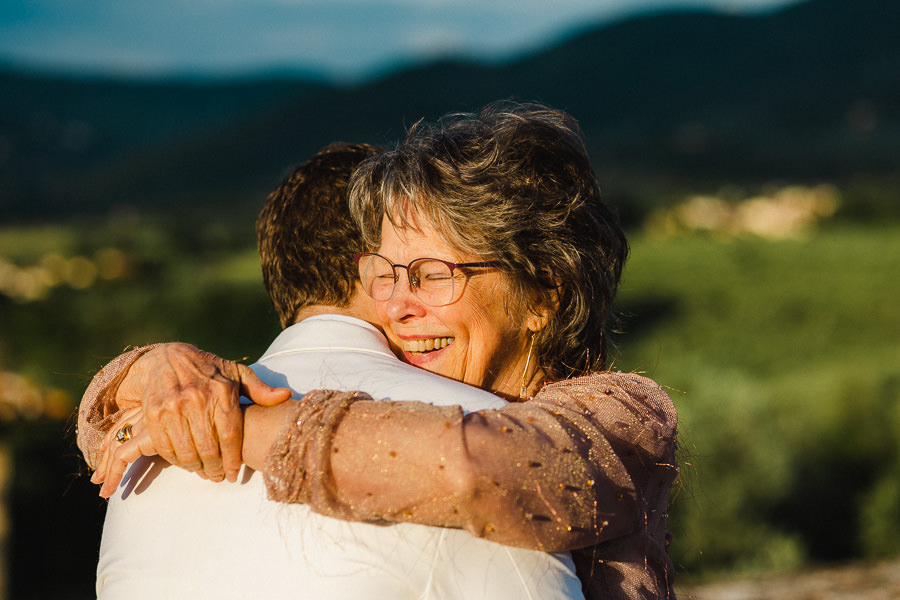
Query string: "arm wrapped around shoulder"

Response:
xmin=528 ymin=373 xmax=679 ymax=549
xmin=462 ymin=372 xmax=678 ymax=551
xmin=261 ymin=373 xmax=678 ymax=554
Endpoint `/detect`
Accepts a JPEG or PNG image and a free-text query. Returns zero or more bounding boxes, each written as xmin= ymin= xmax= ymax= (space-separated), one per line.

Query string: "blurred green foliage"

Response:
xmin=0 ymin=211 xmax=278 ymax=382
xmin=0 ymin=211 xmax=279 ymax=599
xmin=615 ymin=223 xmax=900 ymax=578
xmin=0 ymin=212 xmax=898 ymax=595
xmin=0 ymin=1 xmax=896 ymax=595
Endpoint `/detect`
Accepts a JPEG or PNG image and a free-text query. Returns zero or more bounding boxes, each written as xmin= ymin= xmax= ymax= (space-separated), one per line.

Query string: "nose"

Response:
xmin=382 ymin=268 xmax=427 ymax=322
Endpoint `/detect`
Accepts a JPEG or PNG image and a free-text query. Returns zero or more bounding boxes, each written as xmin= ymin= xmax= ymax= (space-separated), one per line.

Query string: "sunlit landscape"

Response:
xmin=2 ymin=197 xmax=898 ymax=597
xmin=1 ymin=0 xmax=898 ymax=597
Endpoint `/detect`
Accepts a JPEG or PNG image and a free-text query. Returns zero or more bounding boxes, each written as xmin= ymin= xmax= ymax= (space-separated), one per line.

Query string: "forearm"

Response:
xmin=242 ymin=401 xmax=299 ymax=472
xmin=261 ymin=394 xmax=602 ymax=550
xmin=260 ymin=374 xmax=677 ymax=552
xmin=328 ymin=399 xmax=629 ymax=551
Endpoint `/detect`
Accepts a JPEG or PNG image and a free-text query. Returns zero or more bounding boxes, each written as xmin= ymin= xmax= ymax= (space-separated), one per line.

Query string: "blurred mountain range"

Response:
xmin=1 ymin=0 xmax=897 ymax=223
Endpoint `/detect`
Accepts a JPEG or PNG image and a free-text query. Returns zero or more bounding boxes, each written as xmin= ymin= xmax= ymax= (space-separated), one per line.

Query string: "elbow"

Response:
xmin=459 ymin=478 xmax=599 ymax=552
xmin=443 ymin=455 xmax=480 ymax=508
xmin=443 ymin=466 xmax=515 ymax=540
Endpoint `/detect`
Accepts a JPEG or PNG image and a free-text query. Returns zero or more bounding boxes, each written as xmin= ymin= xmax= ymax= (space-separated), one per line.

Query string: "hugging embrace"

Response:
xmin=79 ymin=101 xmax=679 ymax=600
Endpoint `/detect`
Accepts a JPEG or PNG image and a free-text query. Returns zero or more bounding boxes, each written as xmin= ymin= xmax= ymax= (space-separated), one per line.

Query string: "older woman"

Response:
xmin=254 ymin=103 xmax=677 ymax=599
xmin=87 ymin=103 xmax=678 ymax=599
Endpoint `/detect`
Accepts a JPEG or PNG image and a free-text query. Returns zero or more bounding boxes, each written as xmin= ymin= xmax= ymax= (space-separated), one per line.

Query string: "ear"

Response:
xmin=525 ymin=282 xmax=561 ymax=333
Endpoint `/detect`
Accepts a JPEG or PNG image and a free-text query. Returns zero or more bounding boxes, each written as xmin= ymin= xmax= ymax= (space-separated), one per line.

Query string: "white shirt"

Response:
xmin=97 ymin=315 xmax=584 ymax=600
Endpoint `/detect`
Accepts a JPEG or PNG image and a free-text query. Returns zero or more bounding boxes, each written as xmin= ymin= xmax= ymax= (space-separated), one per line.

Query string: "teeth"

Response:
xmin=403 ymin=337 xmax=454 ymax=353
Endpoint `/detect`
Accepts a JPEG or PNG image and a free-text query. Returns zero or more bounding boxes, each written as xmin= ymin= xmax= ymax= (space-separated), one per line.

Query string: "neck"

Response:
xmin=292 ymin=304 xmax=355 ymax=324
xmin=488 ymin=366 xmax=548 ymax=403
xmin=520 ymin=368 xmax=548 ymax=401
xmin=290 ymin=292 xmax=383 ymax=337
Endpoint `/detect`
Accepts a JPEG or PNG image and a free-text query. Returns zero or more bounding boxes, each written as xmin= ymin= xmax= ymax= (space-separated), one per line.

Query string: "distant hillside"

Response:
xmin=1 ymin=0 xmax=897 ymax=221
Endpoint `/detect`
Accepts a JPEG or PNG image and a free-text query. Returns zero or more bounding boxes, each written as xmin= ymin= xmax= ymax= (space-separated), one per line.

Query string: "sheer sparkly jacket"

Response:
xmin=78 ymin=347 xmax=679 ymax=600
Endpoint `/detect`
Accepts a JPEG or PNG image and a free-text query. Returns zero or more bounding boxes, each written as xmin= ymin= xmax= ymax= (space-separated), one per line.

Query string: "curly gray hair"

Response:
xmin=348 ymin=101 xmax=628 ymax=380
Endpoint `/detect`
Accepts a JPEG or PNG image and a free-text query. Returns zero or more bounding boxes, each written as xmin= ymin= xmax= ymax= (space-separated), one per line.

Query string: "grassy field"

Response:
xmin=0 ymin=216 xmax=898 ymax=596
xmin=616 ymin=224 xmax=900 ymax=578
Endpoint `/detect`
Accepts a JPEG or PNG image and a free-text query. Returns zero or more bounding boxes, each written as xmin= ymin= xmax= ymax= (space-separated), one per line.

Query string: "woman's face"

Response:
xmin=374 ymin=212 xmax=544 ymax=397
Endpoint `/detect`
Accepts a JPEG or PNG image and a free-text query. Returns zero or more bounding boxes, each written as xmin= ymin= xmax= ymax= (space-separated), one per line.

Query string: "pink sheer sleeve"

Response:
xmin=263 ymin=372 xmax=679 ymax=597
xmin=76 ymin=345 xmax=161 ymax=469
xmin=263 ymin=372 xmax=678 ymax=556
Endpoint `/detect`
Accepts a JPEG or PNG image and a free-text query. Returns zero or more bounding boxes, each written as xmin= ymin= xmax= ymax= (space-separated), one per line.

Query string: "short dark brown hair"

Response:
xmin=257 ymin=142 xmax=382 ymax=327
xmin=349 ymin=102 xmax=628 ymax=379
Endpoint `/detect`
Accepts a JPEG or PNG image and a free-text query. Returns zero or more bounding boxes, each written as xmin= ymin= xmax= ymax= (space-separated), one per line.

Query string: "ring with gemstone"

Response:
xmin=115 ymin=423 xmax=133 ymax=444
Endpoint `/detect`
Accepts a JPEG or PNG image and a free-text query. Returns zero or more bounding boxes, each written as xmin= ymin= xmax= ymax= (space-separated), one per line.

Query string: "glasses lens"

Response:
xmin=409 ymin=259 xmax=456 ymax=306
xmin=358 ymin=254 xmax=396 ymax=301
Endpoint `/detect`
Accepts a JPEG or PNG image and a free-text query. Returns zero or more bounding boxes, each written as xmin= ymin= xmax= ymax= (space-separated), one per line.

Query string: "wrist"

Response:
xmin=105 ymin=344 xmax=164 ymax=414
xmin=243 ymin=402 xmax=298 ymax=471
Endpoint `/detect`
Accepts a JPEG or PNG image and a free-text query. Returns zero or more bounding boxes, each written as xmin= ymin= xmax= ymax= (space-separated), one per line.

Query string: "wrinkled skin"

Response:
xmin=91 ymin=343 xmax=291 ymax=497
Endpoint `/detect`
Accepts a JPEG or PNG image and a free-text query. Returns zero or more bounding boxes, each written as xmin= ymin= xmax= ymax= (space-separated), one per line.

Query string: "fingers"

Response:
xmin=93 ymin=420 xmax=158 ymax=498
xmin=238 ymin=364 xmax=292 ymax=407
xmin=143 ymin=401 xmax=178 ymax=467
xmin=146 ymin=396 xmax=220 ymax=480
xmin=214 ymin=385 xmax=244 ymax=482
xmin=141 ymin=348 xmax=238 ymax=479
xmin=165 ymin=414 xmax=208 ymax=476
xmin=213 ymin=363 xmax=290 ymax=482
xmin=97 ymin=440 xmax=141 ymax=498
xmin=113 ymin=344 xmax=287 ymax=483
xmin=193 ymin=365 xmax=245 ymax=481
xmin=93 ymin=406 xmax=143 ymax=477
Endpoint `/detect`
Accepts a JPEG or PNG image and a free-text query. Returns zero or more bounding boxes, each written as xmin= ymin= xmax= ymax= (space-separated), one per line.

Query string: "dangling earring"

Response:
xmin=519 ymin=331 xmax=537 ymax=401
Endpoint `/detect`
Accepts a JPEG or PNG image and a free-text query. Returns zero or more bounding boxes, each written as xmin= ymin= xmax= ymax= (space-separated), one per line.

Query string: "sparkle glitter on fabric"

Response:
xmin=77 ymin=345 xmax=162 ymax=469
xmin=78 ymin=350 xmax=679 ymax=600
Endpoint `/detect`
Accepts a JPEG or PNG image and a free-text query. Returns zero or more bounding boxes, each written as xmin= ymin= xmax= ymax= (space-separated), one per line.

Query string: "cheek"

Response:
xmin=374 ymin=301 xmax=389 ymax=324
xmin=453 ymin=296 xmax=517 ymax=349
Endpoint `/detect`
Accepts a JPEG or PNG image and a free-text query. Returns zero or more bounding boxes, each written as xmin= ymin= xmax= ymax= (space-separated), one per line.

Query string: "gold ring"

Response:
xmin=115 ymin=423 xmax=133 ymax=444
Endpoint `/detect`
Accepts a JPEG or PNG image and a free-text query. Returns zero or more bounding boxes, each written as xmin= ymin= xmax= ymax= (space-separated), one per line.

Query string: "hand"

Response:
xmin=115 ymin=343 xmax=292 ymax=483
xmin=91 ymin=407 xmax=157 ymax=498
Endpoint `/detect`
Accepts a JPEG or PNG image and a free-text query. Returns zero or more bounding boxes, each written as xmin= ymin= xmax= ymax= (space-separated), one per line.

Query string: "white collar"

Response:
xmin=258 ymin=314 xmax=397 ymax=361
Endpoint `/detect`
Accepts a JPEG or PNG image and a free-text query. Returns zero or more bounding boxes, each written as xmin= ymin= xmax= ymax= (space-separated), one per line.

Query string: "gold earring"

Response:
xmin=519 ymin=331 xmax=537 ymax=401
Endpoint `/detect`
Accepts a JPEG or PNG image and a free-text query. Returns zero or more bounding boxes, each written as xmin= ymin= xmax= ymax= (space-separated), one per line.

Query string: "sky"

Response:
xmin=0 ymin=0 xmax=801 ymax=81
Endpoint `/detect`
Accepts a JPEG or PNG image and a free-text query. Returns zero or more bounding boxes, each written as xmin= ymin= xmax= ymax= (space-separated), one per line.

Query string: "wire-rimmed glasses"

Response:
xmin=354 ymin=252 xmax=499 ymax=307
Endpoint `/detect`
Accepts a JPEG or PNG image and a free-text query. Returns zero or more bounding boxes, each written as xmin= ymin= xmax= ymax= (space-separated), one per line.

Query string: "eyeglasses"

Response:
xmin=354 ymin=253 xmax=499 ymax=307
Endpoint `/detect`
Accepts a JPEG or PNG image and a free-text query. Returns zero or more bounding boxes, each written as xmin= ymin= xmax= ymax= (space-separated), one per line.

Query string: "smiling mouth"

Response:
xmin=401 ymin=337 xmax=455 ymax=354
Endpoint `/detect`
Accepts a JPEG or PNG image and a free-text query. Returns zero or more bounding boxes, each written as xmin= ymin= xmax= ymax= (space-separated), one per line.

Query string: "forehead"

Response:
xmin=378 ymin=213 xmax=471 ymax=262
